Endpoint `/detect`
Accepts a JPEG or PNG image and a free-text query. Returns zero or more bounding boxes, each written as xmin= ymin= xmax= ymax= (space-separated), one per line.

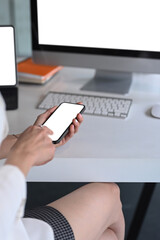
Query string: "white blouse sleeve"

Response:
xmin=0 ymin=165 xmax=26 ymax=239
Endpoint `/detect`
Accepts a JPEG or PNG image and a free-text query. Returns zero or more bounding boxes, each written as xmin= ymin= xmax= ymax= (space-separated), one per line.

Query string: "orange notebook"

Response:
xmin=17 ymin=58 xmax=63 ymax=84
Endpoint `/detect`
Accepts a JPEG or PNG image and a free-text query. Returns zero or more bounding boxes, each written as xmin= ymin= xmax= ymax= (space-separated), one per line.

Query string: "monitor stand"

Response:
xmin=81 ymin=70 xmax=132 ymax=94
xmin=0 ymin=86 xmax=18 ymax=110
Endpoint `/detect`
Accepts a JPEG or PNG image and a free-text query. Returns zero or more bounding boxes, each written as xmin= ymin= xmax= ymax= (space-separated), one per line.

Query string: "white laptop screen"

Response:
xmin=0 ymin=26 xmax=17 ymax=86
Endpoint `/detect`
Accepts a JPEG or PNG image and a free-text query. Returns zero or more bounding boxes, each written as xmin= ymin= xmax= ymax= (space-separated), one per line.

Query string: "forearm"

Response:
xmin=1 ymin=135 xmax=32 ymax=177
xmin=0 ymin=135 xmax=20 ymax=160
xmin=5 ymin=156 xmax=33 ymax=177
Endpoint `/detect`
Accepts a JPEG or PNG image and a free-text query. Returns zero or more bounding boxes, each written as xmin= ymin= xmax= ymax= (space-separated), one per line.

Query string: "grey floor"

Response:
xmin=26 ymin=182 xmax=160 ymax=240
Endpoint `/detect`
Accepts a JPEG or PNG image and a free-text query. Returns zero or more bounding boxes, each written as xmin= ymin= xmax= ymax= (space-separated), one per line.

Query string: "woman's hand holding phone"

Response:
xmin=34 ymin=102 xmax=84 ymax=147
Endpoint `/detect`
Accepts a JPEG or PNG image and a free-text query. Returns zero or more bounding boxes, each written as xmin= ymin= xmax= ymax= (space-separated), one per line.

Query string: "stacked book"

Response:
xmin=17 ymin=58 xmax=62 ymax=84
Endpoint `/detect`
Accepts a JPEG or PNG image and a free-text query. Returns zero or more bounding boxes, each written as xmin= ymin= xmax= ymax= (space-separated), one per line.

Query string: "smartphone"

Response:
xmin=42 ymin=102 xmax=85 ymax=144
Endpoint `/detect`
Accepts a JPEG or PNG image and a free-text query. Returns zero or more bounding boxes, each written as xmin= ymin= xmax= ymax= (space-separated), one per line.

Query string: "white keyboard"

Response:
xmin=38 ymin=92 xmax=132 ymax=119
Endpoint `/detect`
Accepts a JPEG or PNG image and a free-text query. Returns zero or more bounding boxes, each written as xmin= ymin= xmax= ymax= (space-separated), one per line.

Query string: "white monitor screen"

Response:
xmin=0 ymin=26 xmax=17 ymax=86
xmin=37 ymin=0 xmax=160 ymax=52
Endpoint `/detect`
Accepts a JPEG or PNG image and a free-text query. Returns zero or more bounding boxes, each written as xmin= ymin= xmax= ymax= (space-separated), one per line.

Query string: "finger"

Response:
xmin=40 ymin=106 xmax=57 ymax=121
xmin=34 ymin=106 xmax=57 ymax=125
xmin=42 ymin=126 xmax=53 ymax=135
xmin=72 ymin=118 xmax=80 ymax=133
xmin=68 ymin=124 xmax=75 ymax=137
xmin=46 ymin=106 xmax=57 ymax=115
xmin=77 ymin=113 xmax=83 ymax=123
xmin=64 ymin=124 xmax=74 ymax=142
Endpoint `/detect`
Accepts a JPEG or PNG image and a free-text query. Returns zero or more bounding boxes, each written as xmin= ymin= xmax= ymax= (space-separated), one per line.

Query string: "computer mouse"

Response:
xmin=151 ymin=104 xmax=160 ymax=119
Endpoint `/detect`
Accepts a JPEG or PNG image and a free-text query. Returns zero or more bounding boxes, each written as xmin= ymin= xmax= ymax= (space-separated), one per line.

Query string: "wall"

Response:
xmin=0 ymin=0 xmax=31 ymax=56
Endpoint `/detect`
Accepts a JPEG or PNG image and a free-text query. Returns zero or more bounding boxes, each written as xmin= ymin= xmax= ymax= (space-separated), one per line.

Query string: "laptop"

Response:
xmin=0 ymin=26 xmax=18 ymax=110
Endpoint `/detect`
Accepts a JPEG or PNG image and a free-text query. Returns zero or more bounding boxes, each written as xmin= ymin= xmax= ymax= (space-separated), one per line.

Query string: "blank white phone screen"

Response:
xmin=43 ymin=103 xmax=84 ymax=142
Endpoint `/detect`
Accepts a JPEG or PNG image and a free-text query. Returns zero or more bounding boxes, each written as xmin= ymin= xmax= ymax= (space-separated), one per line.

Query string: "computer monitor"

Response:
xmin=0 ymin=26 xmax=18 ymax=109
xmin=31 ymin=0 xmax=160 ymax=94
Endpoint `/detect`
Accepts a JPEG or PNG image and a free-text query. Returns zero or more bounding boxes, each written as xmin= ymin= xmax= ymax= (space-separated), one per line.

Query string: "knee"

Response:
xmin=107 ymin=183 xmax=122 ymax=207
xmin=89 ymin=183 xmax=122 ymax=207
xmin=90 ymin=182 xmax=120 ymax=196
xmin=110 ymin=183 xmax=121 ymax=203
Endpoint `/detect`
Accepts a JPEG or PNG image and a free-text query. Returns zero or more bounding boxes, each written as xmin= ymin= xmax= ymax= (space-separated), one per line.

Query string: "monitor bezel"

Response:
xmin=31 ymin=0 xmax=160 ymax=60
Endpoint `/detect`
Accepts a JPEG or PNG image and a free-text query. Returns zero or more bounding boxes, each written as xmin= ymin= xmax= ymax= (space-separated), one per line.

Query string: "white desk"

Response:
xmin=2 ymin=67 xmax=160 ymax=182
